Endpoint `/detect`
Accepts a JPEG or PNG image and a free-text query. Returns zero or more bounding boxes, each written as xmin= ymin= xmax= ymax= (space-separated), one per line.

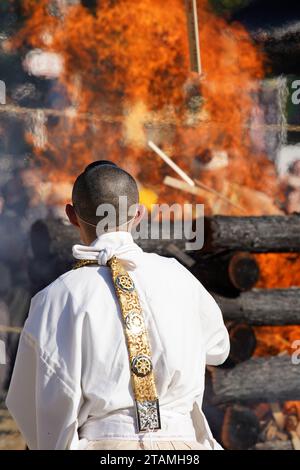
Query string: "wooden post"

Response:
xmin=185 ymin=0 xmax=202 ymax=74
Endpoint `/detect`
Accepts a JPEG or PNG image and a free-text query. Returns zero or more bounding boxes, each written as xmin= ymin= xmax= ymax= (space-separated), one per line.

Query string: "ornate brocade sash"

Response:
xmin=74 ymin=256 xmax=161 ymax=433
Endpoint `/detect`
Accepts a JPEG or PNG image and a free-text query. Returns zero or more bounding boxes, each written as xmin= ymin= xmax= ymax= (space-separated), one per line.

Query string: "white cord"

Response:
xmin=147 ymin=426 xmax=154 ymax=450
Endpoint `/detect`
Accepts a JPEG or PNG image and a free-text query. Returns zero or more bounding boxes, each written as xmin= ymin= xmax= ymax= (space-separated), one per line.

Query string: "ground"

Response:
xmin=0 ymin=403 xmax=25 ymax=450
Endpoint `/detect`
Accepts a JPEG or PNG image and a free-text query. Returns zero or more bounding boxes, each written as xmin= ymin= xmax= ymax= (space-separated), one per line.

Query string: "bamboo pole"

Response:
xmin=185 ymin=0 xmax=202 ymax=74
xmin=0 ymin=325 xmax=22 ymax=334
xmin=148 ymin=141 xmax=195 ymax=186
xmin=164 ymin=175 xmax=246 ymax=213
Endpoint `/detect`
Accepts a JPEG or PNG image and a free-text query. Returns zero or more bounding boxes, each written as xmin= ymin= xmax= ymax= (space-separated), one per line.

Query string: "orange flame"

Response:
xmin=17 ymin=0 xmax=281 ymax=212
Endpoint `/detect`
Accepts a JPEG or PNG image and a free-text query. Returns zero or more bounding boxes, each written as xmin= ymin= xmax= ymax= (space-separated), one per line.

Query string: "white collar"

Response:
xmin=72 ymin=231 xmax=143 ymax=269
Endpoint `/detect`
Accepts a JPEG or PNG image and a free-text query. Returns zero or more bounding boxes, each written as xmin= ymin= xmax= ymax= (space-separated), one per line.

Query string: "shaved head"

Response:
xmin=72 ymin=161 xmax=139 ymax=227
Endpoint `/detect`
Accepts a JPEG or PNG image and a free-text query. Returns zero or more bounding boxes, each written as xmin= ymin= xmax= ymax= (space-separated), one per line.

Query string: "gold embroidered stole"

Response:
xmin=74 ymin=256 xmax=161 ymax=433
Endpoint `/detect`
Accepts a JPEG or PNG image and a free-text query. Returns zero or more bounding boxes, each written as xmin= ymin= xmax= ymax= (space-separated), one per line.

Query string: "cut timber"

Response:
xmin=225 ymin=322 xmax=257 ymax=366
xmin=254 ymin=440 xmax=293 ymax=450
xmin=214 ymin=288 xmax=300 ymax=326
xmin=192 ymin=252 xmax=260 ymax=295
xmin=204 ymin=215 xmax=300 ymax=252
xmin=141 ymin=215 xmax=300 ymax=254
xmin=228 ymin=252 xmax=260 ymax=291
xmin=30 ymin=216 xmax=300 ymax=266
xmin=32 ymin=216 xmax=300 ymax=257
xmin=210 ymin=356 xmax=300 ymax=405
xmin=221 ymin=405 xmax=260 ymax=450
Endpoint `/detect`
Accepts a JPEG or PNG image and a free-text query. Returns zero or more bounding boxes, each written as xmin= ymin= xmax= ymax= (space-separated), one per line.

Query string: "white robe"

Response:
xmin=6 ymin=231 xmax=230 ymax=450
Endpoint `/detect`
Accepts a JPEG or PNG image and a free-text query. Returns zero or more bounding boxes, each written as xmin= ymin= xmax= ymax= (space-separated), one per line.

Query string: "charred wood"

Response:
xmin=203 ymin=215 xmax=300 ymax=253
xmin=214 ymin=288 xmax=300 ymax=325
xmin=191 ymin=251 xmax=259 ymax=296
xmin=223 ymin=322 xmax=257 ymax=367
xmin=210 ymin=356 xmax=300 ymax=405
xmin=221 ymin=405 xmax=260 ymax=450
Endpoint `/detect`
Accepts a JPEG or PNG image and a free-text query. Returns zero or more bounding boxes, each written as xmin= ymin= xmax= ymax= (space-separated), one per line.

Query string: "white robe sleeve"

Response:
xmin=197 ymin=282 xmax=230 ymax=366
xmin=172 ymin=260 xmax=229 ymax=449
xmin=6 ymin=281 xmax=84 ymax=450
xmin=173 ymin=258 xmax=230 ymax=366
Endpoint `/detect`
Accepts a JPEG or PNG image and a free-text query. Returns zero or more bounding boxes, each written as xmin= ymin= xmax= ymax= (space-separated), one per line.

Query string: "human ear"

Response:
xmin=65 ymin=204 xmax=80 ymax=227
xmin=132 ymin=204 xmax=146 ymax=226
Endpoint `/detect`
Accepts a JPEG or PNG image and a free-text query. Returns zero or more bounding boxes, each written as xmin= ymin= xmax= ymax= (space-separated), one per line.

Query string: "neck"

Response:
xmin=84 ymin=229 xmax=133 ymax=246
xmin=79 ymin=226 xmax=97 ymax=245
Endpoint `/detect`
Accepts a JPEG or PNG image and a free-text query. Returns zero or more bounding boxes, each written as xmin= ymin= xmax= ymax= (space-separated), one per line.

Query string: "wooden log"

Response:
xmin=203 ymin=215 xmax=300 ymax=253
xmin=137 ymin=235 xmax=186 ymax=255
xmin=191 ymin=251 xmax=260 ymax=295
xmin=221 ymin=405 xmax=260 ymax=450
xmin=139 ymin=215 xmax=300 ymax=254
xmin=254 ymin=440 xmax=293 ymax=450
xmin=210 ymin=356 xmax=300 ymax=405
xmin=30 ymin=217 xmax=189 ymax=256
xmin=30 ymin=216 xmax=300 ymax=258
xmin=224 ymin=322 xmax=257 ymax=367
xmin=228 ymin=252 xmax=260 ymax=291
xmin=214 ymin=288 xmax=300 ymax=325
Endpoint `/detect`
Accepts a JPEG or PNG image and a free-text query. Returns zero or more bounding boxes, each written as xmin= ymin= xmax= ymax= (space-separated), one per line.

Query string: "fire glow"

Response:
xmin=17 ymin=0 xmax=278 ymax=206
xmin=16 ymin=2 xmax=300 ymax=357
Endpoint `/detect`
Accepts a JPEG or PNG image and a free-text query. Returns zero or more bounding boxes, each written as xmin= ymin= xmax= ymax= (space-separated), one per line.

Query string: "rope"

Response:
xmin=0 ymin=325 xmax=22 ymax=334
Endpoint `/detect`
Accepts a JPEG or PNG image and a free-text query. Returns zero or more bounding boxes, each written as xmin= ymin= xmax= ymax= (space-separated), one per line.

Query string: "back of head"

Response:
xmin=72 ymin=161 xmax=139 ymax=227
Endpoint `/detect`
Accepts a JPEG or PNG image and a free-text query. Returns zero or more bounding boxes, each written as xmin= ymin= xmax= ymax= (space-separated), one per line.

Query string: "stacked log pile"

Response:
xmin=25 ymin=215 xmax=300 ymax=449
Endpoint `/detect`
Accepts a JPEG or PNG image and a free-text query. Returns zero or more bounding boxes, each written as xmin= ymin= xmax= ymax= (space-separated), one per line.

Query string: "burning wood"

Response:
xmin=221 ymin=405 xmax=260 ymax=450
xmin=164 ymin=176 xmax=246 ymax=213
xmin=185 ymin=0 xmax=202 ymax=74
xmin=192 ymin=251 xmax=260 ymax=296
xmin=225 ymin=322 xmax=257 ymax=366
xmin=164 ymin=175 xmax=203 ymax=195
xmin=148 ymin=141 xmax=195 ymax=186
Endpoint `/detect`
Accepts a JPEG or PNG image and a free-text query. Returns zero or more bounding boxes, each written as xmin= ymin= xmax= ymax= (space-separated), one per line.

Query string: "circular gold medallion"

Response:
xmin=115 ymin=274 xmax=135 ymax=292
xmin=131 ymin=354 xmax=153 ymax=377
xmin=125 ymin=312 xmax=144 ymax=335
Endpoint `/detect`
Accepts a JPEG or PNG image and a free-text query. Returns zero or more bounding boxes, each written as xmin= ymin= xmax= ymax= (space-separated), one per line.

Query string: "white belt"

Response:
xmin=79 ymin=410 xmax=197 ymax=442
